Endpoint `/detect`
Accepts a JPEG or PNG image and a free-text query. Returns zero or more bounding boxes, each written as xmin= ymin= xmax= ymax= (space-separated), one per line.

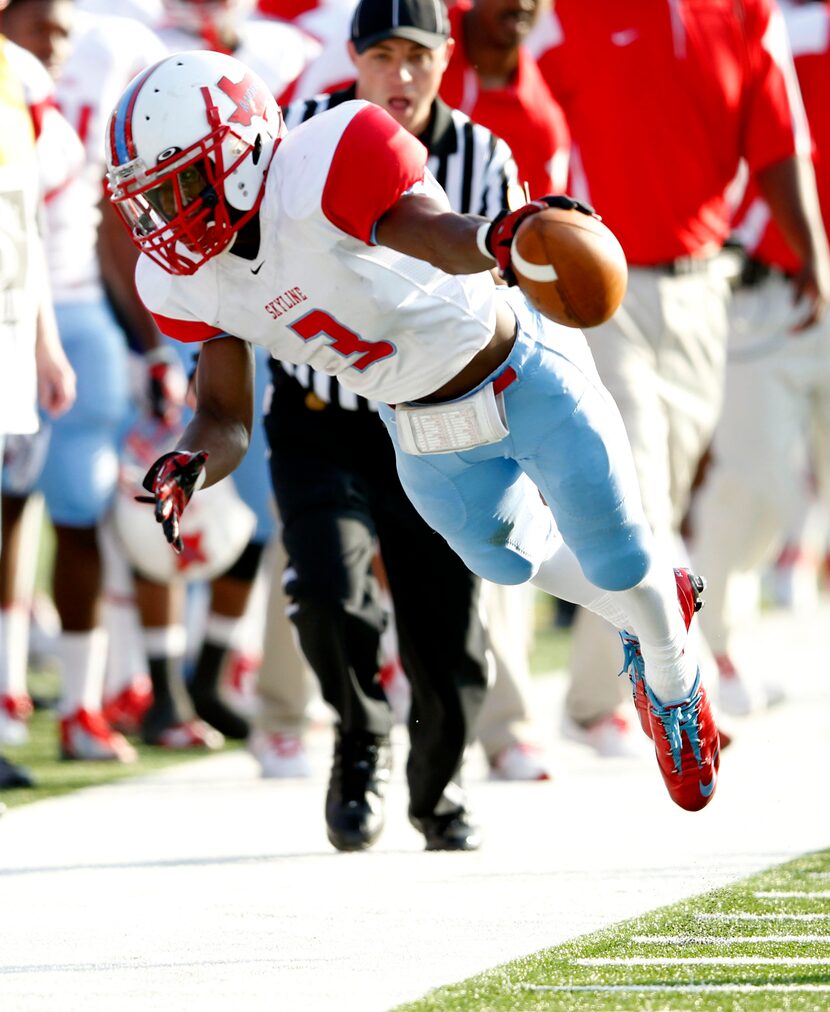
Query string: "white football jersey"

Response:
xmin=137 ymin=101 xmax=497 ymax=404
xmin=48 ymin=12 xmax=167 ymax=301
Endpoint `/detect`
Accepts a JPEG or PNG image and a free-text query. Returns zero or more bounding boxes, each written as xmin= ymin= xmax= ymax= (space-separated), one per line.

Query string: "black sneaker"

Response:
xmin=0 ymin=754 xmax=35 ymax=789
xmin=409 ymin=807 xmax=482 ymax=852
xmin=325 ymin=730 xmax=391 ymax=852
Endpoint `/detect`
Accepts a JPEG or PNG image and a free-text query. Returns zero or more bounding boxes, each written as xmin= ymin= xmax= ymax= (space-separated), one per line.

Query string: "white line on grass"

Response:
xmin=520 ymin=985 xmax=830 ymax=994
xmin=697 ymin=912 xmax=830 ymax=921
xmin=755 ymin=891 xmax=830 ymax=899
xmin=808 ymin=873 xmax=830 ymax=879
xmin=631 ymin=935 xmax=830 ymax=944
xmin=576 ymin=957 xmax=830 ymax=966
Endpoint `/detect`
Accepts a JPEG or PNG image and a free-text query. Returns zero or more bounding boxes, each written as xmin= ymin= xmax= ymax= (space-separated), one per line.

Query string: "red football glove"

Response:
xmin=483 ymin=194 xmax=597 ymax=285
xmin=136 ymin=449 xmax=209 ymax=554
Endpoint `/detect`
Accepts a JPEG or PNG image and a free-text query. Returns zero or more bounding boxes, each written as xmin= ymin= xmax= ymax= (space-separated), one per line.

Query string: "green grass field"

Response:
xmin=395 ymin=850 xmax=830 ymax=1011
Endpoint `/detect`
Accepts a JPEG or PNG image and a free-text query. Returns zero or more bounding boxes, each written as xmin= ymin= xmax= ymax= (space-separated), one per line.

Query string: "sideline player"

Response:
xmin=104 ymin=50 xmax=721 ymax=818
xmin=0 ymin=14 xmax=76 ymax=784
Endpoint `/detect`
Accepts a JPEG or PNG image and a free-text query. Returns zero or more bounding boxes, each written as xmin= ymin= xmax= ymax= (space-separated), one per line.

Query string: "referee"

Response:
xmin=263 ymin=0 xmax=523 ymax=852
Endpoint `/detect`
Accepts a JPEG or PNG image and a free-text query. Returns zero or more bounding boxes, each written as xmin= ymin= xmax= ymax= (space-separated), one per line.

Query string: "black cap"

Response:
xmin=351 ymin=0 xmax=450 ymax=55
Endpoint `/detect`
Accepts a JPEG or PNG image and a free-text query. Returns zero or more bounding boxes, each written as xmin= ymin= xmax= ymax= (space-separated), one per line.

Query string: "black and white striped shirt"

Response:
xmin=274 ymin=86 xmax=522 ymax=412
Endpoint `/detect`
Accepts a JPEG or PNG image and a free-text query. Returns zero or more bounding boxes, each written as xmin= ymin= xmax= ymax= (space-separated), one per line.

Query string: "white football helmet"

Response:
xmin=111 ymin=416 xmax=256 ymax=583
xmin=105 ymin=50 xmax=284 ymax=274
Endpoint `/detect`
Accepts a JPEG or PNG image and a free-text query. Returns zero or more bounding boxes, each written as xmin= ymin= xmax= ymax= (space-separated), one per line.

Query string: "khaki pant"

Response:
xmin=254 ymin=537 xmax=318 ymax=735
xmin=692 ymin=272 xmax=830 ymax=655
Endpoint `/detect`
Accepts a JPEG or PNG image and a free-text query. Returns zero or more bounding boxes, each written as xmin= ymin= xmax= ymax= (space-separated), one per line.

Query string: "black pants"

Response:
xmin=264 ymin=366 xmax=488 ymax=817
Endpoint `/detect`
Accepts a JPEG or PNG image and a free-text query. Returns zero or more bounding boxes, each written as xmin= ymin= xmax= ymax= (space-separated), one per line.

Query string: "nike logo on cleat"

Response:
xmin=698 ymin=772 xmax=717 ymax=797
xmin=251 ymin=262 xmax=265 ymax=275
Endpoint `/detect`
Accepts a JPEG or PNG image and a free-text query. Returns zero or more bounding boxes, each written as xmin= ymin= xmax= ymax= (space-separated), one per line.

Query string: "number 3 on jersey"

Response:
xmin=289 ymin=310 xmax=395 ymax=372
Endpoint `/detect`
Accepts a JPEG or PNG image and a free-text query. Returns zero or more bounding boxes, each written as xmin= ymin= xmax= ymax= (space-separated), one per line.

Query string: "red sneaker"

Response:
xmin=620 ymin=568 xmax=706 ymax=739
xmin=102 ymin=677 xmax=153 ymax=736
xmin=646 ymin=672 xmax=720 ymax=811
xmin=60 ymin=708 xmax=138 ymax=763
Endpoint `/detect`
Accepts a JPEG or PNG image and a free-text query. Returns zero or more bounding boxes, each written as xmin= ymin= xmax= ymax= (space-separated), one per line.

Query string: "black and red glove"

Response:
xmin=135 ymin=449 xmax=209 ymax=554
xmin=481 ymin=194 xmax=597 ymax=285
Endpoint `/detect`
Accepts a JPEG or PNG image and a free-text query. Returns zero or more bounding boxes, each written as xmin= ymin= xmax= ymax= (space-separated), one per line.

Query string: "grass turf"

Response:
xmin=394 ymin=849 xmax=830 ymax=1011
xmin=0 ymin=666 xmax=238 ymax=810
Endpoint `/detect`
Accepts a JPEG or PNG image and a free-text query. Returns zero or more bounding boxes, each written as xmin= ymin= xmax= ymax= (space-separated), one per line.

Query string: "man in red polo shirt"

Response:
xmin=439 ymin=0 xmax=569 ymax=197
xmin=528 ymin=0 xmax=830 ymax=753
xmin=692 ymin=0 xmax=830 ymax=717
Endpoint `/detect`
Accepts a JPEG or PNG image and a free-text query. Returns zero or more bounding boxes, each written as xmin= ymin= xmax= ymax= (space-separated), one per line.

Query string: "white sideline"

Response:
xmin=522 ymin=984 xmax=830 ymax=994
xmin=0 ymin=602 xmax=828 ymax=1010
xmin=577 ymin=956 xmax=830 ymax=965
xmin=698 ymin=912 xmax=830 ymax=921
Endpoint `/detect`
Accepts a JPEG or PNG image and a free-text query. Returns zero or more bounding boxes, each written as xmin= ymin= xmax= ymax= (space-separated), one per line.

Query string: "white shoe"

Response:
xmin=561 ymin=711 xmax=647 ymax=758
xmin=0 ymin=696 xmax=32 ymax=746
xmin=489 ymin=741 xmax=552 ymax=781
xmin=716 ymin=654 xmax=785 ymax=717
xmin=249 ymin=730 xmax=312 ymax=778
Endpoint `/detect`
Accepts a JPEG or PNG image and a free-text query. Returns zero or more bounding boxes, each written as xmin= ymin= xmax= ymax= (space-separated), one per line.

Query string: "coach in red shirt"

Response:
xmin=528 ymin=0 xmax=830 ymax=751
xmin=692 ymin=0 xmax=830 ymax=716
xmin=440 ymin=0 xmax=569 ymax=197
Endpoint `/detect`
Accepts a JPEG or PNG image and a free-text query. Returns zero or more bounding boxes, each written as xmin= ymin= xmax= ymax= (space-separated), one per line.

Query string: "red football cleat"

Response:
xmin=646 ymin=672 xmax=720 ymax=811
xmin=60 ymin=708 xmax=138 ymax=763
xmin=620 ymin=568 xmax=706 ymax=739
xmin=102 ymin=677 xmax=153 ymax=736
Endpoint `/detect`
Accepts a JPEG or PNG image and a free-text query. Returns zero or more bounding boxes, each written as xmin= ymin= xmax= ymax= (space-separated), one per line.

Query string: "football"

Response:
xmin=510 ymin=207 xmax=628 ymax=328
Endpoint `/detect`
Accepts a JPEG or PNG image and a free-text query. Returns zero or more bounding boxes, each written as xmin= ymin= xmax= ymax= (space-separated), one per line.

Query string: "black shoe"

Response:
xmin=0 ymin=754 xmax=35 ymax=789
xmin=410 ymin=807 xmax=482 ymax=852
xmin=325 ymin=730 xmax=391 ymax=852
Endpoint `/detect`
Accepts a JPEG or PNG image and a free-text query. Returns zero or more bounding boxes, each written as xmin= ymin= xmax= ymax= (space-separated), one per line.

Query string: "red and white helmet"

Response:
xmin=105 ymin=50 xmax=283 ymax=274
xmin=111 ymin=416 xmax=256 ymax=583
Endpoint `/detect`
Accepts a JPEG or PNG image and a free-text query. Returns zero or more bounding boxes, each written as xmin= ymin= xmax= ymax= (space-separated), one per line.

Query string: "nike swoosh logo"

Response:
xmin=698 ymin=771 xmax=717 ymax=797
xmin=251 ymin=262 xmax=265 ymax=275
xmin=611 ymin=29 xmax=639 ymax=47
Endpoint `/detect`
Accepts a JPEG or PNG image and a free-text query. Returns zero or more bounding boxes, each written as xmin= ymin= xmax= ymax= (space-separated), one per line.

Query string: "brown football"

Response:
xmin=510 ymin=207 xmax=628 ymax=328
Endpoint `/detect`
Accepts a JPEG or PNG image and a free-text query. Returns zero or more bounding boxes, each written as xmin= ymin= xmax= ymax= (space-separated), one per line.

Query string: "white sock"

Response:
xmin=610 ymin=561 xmax=697 ymax=704
xmin=0 ymin=605 xmax=30 ymax=698
xmin=58 ymin=628 xmax=109 ymax=716
xmin=204 ymin=612 xmax=246 ymax=650
xmin=142 ymin=624 xmax=187 ymax=661
xmin=531 ymin=542 xmax=697 ymax=703
xmin=529 ymin=539 xmax=632 ymax=627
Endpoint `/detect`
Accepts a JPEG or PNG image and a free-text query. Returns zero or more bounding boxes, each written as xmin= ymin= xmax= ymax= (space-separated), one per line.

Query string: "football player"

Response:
xmin=105 ymin=50 xmax=721 ymax=815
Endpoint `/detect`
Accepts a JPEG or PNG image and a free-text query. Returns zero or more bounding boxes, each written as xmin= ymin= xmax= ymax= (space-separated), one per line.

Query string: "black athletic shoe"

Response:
xmin=0 ymin=754 xmax=35 ymax=789
xmin=409 ymin=807 xmax=482 ymax=852
xmin=325 ymin=730 xmax=391 ymax=852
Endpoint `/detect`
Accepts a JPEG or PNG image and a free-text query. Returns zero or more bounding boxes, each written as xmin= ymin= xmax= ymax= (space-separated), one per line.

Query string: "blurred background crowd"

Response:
xmin=1 ymin=0 xmax=828 ymax=850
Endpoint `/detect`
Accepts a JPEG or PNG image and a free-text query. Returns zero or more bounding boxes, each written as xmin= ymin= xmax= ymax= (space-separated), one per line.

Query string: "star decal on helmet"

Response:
xmin=217 ymin=72 xmax=270 ymax=128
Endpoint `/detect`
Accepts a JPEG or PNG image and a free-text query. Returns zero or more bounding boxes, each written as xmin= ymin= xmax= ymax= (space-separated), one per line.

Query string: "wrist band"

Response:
xmin=476 ymin=222 xmax=497 ymax=262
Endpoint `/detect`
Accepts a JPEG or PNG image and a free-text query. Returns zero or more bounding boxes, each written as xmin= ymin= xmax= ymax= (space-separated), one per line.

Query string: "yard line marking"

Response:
xmin=576 ymin=957 xmax=830 ymax=966
xmin=520 ymin=985 xmax=830 ymax=994
xmin=697 ymin=912 xmax=830 ymax=922
xmin=808 ymin=873 xmax=830 ymax=880
xmin=631 ymin=935 xmax=830 ymax=945
xmin=755 ymin=890 xmax=830 ymax=899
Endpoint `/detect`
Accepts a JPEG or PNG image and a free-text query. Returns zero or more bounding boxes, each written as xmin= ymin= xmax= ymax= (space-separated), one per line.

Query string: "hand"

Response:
xmin=36 ymin=342 xmax=76 ymax=418
xmin=145 ymin=346 xmax=187 ymax=425
xmin=790 ymin=249 xmax=830 ymax=333
xmin=484 ymin=195 xmax=597 ymax=285
xmin=136 ymin=449 xmax=209 ymax=553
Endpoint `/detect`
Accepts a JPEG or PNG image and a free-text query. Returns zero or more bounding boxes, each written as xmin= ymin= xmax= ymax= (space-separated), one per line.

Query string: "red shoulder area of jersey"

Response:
xmin=321 ymin=103 xmax=427 ymax=244
xmin=151 ymin=313 xmax=224 ymax=344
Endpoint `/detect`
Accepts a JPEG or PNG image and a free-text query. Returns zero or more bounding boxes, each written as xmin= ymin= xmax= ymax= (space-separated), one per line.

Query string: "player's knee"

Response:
xmin=580 ymin=539 xmax=652 ymax=592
